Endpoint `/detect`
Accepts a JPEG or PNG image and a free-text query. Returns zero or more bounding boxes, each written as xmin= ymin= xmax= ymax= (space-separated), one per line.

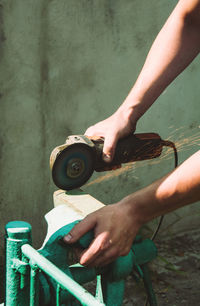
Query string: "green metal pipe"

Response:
xmin=95 ymin=275 xmax=104 ymax=303
xmin=30 ymin=261 xmax=39 ymax=306
xmin=21 ymin=244 xmax=105 ymax=306
xmin=5 ymin=221 xmax=32 ymax=306
xmin=100 ymin=275 xmax=125 ymax=306
xmin=56 ymin=284 xmax=61 ymax=306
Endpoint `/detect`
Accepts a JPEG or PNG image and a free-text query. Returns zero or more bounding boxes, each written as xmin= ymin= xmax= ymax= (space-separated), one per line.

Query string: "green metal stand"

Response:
xmin=5 ymin=220 xmax=158 ymax=306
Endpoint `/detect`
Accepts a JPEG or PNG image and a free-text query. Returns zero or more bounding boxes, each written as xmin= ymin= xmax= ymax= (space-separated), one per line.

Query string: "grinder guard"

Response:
xmin=51 ymin=143 xmax=95 ymax=190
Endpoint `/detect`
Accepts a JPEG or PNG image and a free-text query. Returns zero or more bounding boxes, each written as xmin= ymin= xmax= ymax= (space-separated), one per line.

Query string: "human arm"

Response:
xmin=64 ymin=150 xmax=200 ymax=266
xmin=86 ymin=0 xmax=200 ymax=161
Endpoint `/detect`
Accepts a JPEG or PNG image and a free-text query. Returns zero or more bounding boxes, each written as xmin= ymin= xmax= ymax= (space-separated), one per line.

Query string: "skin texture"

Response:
xmin=64 ymin=0 xmax=200 ymax=267
xmin=86 ymin=0 xmax=200 ymax=162
xmin=64 ymin=150 xmax=200 ymax=266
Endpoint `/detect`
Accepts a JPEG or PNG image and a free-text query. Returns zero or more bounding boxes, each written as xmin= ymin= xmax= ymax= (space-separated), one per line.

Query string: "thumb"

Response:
xmin=63 ymin=215 xmax=96 ymax=244
xmin=103 ymin=133 xmax=119 ymax=162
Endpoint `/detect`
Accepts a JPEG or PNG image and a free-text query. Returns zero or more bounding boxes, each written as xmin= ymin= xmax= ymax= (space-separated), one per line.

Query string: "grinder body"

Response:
xmin=50 ymin=133 xmax=164 ymax=190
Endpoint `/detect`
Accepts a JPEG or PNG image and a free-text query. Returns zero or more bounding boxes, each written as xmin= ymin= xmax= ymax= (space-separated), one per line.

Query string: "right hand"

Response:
xmin=63 ymin=199 xmax=141 ymax=267
xmin=85 ymin=108 xmax=136 ymax=162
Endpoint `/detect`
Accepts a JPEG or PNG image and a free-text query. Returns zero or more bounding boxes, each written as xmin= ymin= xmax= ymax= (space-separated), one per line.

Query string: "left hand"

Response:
xmin=63 ymin=201 xmax=140 ymax=267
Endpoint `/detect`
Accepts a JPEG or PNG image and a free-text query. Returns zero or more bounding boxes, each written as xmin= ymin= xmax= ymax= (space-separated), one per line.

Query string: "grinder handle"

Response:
xmin=94 ymin=133 xmax=164 ymax=171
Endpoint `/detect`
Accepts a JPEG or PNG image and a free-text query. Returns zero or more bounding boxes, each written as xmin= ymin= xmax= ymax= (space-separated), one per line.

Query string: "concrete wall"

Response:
xmin=0 ymin=0 xmax=200 ymax=259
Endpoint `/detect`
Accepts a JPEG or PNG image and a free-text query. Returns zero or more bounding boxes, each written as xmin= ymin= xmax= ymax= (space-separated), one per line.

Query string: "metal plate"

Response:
xmin=52 ymin=144 xmax=95 ymax=190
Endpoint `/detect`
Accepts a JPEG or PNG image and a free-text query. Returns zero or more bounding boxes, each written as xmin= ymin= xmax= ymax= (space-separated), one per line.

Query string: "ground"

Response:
xmin=123 ymin=229 xmax=200 ymax=305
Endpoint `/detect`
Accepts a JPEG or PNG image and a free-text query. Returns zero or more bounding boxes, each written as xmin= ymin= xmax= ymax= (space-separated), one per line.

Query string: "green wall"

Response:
xmin=0 ymin=0 xmax=200 ymax=273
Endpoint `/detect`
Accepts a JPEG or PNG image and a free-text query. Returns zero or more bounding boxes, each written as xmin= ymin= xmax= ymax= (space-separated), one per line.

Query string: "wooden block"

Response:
xmin=53 ymin=189 xmax=105 ymax=218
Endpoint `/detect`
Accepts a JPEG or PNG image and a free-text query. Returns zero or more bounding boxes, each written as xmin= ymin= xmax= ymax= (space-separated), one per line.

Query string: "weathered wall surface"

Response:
xmin=0 ymin=0 xmax=200 ymax=266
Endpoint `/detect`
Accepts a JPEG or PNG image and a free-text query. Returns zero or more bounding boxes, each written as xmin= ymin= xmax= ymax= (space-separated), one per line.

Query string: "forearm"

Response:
xmin=121 ymin=0 xmax=200 ymax=123
xmin=122 ymin=150 xmax=200 ymax=226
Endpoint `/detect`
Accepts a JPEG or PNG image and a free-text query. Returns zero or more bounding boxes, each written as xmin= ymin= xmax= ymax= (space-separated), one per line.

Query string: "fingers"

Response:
xmin=102 ymin=132 xmax=119 ymax=162
xmin=84 ymin=126 xmax=95 ymax=137
xmin=79 ymin=231 xmax=110 ymax=265
xmin=85 ymin=125 xmax=103 ymax=138
xmin=79 ymin=240 xmax=128 ymax=267
xmin=86 ymin=129 xmax=119 ymax=163
xmin=84 ymin=123 xmax=119 ymax=163
xmin=89 ymin=247 xmax=119 ymax=267
xmin=63 ymin=214 xmax=96 ymax=244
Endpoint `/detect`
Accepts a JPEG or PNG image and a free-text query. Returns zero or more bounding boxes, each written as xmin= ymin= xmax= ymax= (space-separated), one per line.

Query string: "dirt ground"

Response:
xmin=1 ymin=229 xmax=200 ymax=305
xmin=83 ymin=228 xmax=200 ymax=305
xmin=123 ymin=229 xmax=200 ymax=305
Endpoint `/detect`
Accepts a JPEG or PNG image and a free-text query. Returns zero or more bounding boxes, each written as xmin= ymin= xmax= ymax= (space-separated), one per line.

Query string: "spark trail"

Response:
xmin=85 ymin=128 xmax=200 ymax=188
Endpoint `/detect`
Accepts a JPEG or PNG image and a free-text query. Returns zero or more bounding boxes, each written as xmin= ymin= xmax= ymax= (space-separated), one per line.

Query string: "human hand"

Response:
xmin=63 ymin=202 xmax=141 ymax=267
xmin=85 ymin=107 xmax=136 ymax=162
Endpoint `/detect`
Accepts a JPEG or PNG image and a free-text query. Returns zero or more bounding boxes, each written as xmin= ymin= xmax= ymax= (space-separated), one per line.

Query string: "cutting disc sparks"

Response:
xmin=51 ymin=144 xmax=95 ymax=190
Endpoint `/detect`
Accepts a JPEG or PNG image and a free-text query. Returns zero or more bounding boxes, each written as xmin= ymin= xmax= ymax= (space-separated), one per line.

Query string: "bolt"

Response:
xmin=71 ymin=162 xmax=80 ymax=173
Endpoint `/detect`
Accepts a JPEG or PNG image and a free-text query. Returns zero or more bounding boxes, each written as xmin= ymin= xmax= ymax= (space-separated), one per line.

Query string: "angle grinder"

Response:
xmin=50 ymin=133 xmax=176 ymax=190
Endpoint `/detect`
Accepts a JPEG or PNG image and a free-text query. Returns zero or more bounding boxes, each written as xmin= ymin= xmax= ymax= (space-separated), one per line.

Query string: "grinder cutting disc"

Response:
xmin=51 ymin=143 xmax=95 ymax=190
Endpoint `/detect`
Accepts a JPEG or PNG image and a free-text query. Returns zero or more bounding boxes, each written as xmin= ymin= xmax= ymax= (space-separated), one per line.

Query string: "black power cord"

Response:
xmin=145 ymin=140 xmax=178 ymax=306
xmin=151 ymin=140 xmax=178 ymax=241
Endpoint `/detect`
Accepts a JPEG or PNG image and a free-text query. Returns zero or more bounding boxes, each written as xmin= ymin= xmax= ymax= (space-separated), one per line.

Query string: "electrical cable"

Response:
xmin=144 ymin=140 xmax=178 ymax=306
xmin=151 ymin=140 xmax=178 ymax=241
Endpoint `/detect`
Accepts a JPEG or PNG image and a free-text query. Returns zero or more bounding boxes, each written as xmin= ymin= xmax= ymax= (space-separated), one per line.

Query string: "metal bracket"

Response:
xmin=12 ymin=258 xmax=29 ymax=275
